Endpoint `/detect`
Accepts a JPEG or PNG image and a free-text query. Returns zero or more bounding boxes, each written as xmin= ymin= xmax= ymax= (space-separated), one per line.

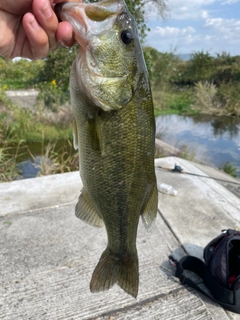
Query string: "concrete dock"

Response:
xmin=1 ymin=157 xmax=240 ymax=319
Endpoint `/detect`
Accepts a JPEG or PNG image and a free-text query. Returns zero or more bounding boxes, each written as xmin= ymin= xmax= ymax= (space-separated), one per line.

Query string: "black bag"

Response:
xmin=171 ymin=229 xmax=240 ymax=313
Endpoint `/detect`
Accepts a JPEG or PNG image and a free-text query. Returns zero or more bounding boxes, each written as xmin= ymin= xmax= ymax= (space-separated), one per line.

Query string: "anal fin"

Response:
xmin=141 ymin=183 xmax=158 ymax=232
xmin=75 ymin=189 xmax=104 ymax=227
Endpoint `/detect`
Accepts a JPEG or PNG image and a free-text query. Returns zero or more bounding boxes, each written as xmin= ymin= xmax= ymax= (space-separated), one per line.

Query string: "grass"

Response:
xmin=152 ymin=81 xmax=240 ymax=117
xmin=152 ymin=87 xmax=197 ymax=116
xmin=3 ymin=108 xmax=72 ymax=143
xmin=221 ymin=162 xmax=238 ymax=178
xmin=0 ymin=89 xmax=72 ymax=144
xmin=178 ymin=144 xmax=197 ymax=162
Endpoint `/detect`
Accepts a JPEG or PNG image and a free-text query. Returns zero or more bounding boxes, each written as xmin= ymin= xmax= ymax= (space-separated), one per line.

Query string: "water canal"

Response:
xmin=155 ymin=114 xmax=240 ymax=176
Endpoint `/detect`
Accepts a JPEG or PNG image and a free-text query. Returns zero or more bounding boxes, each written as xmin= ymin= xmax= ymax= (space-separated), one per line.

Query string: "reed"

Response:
xmin=0 ymin=136 xmax=25 ymax=182
xmin=193 ymin=81 xmax=218 ymax=112
xmin=33 ymin=140 xmax=79 ymax=176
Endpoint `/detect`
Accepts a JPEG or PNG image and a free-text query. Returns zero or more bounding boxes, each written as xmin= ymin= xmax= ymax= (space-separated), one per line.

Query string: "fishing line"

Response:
xmin=156 ymin=164 xmax=240 ymax=186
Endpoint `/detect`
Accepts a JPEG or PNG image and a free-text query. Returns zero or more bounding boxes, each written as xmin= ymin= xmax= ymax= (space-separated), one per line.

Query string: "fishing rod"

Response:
xmin=156 ymin=164 xmax=240 ymax=186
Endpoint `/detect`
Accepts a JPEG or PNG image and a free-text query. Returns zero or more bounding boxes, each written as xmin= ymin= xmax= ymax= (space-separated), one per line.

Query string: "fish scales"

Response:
xmin=57 ymin=0 xmax=158 ymax=298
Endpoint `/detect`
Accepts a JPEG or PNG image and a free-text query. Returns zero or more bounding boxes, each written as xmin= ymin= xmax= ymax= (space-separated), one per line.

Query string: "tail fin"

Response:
xmin=90 ymin=248 xmax=139 ymax=298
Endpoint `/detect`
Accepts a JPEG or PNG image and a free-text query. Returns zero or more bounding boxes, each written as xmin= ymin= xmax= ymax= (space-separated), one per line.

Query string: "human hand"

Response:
xmin=0 ymin=0 xmax=80 ymax=60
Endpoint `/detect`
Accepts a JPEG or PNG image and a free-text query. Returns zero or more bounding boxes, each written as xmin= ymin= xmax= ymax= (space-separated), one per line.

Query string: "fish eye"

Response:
xmin=121 ymin=30 xmax=133 ymax=45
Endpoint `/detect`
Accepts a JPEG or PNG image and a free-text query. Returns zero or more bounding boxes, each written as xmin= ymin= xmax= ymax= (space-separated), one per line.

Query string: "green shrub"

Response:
xmin=36 ymin=47 xmax=78 ymax=109
xmin=213 ymin=64 xmax=240 ymax=84
xmin=37 ymin=81 xmax=70 ymax=111
xmin=144 ymin=47 xmax=181 ymax=88
xmin=0 ymin=58 xmax=44 ymax=89
xmin=181 ymin=51 xmax=214 ymax=84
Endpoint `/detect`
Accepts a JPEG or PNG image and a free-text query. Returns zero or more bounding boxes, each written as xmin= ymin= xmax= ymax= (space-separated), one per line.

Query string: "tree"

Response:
xmin=88 ymin=0 xmax=168 ymax=40
xmin=127 ymin=0 xmax=167 ymax=39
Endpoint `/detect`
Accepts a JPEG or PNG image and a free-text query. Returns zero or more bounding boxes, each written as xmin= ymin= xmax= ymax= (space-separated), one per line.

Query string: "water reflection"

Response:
xmin=189 ymin=115 xmax=240 ymax=138
xmin=210 ymin=118 xmax=239 ymax=138
xmin=156 ymin=115 xmax=240 ymax=176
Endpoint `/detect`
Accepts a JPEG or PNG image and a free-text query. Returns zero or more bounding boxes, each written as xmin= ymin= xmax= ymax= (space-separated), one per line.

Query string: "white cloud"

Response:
xmin=144 ymin=0 xmax=214 ymax=20
xmin=146 ymin=0 xmax=238 ymax=21
xmin=221 ymin=0 xmax=240 ymax=4
xmin=201 ymin=10 xmax=210 ymax=19
xmin=147 ymin=19 xmax=240 ymax=54
xmin=204 ymin=35 xmax=217 ymax=41
xmin=204 ymin=17 xmax=240 ymax=37
xmin=167 ymin=0 xmax=216 ymax=20
xmin=146 ymin=0 xmax=240 ymax=55
xmin=147 ymin=25 xmax=203 ymax=53
xmin=150 ymin=26 xmax=196 ymax=37
xmin=203 ymin=18 xmax=240 ymax=50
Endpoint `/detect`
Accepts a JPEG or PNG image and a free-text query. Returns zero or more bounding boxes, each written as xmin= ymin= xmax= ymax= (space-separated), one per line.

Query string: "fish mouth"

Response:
xmin=56 ymin=1 xmax=118 ymax=21
xmin=56 ymin=1 xmax=126 ymax=76
xmin=56 ymin=1 xmax=123 ymax=44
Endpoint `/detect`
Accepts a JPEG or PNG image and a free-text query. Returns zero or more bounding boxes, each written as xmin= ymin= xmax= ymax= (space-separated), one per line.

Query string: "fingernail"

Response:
xmin=41 ymin=2 xmax=52 ymax=18
xmin=30 ymin=17 xmax=40 ymax=30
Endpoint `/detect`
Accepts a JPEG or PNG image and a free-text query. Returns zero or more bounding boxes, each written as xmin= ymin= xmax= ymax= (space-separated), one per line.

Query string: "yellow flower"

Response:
xmin=51 ymin=79 xmax=57 ymax=86
xmin=3 ymin=85 xmax=7 ymax=90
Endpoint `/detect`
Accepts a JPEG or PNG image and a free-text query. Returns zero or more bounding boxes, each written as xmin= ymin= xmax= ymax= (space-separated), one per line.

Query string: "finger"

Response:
xmin=0 ymin=2 xmax=32 ymax=15
xmin=22 ymin=12 xmax=50 ymax=59
xmin=53 ymin=0 xmax=82 ymax=4
xmin=32 ymin=0 xmax=59 ymax=51
xmin=56 ymin=21 xmax=76 ymax=47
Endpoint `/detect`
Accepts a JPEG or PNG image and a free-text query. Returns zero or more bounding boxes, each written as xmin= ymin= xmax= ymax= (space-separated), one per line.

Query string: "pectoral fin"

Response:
xmin=75 ymin=189 xmax=104 ymax=227
xmin=141 ymin=183 xmax=158 ymax=232
xmin=87 ymin=117 xmax=101 ymax=151
xmin=87 ymin=114 xmax=108 ymax=157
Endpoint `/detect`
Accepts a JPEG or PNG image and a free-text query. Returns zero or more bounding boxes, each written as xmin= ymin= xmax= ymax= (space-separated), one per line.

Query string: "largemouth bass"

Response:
xmin=57 ymin=0 xmax=158 ymax=298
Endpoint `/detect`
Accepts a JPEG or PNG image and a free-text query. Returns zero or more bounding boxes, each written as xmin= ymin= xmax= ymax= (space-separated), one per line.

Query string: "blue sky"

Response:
xmin=145 ymin=0 xmax=240 ymax=56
